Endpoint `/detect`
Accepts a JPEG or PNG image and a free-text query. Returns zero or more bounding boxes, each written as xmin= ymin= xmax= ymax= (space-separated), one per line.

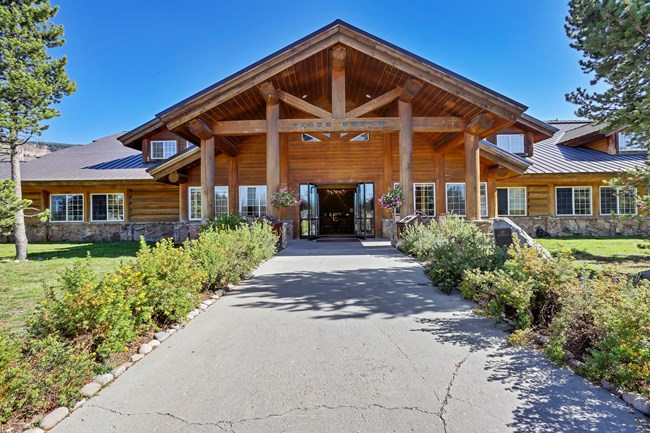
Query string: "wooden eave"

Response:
xmin=516 ymin=114 xmax=558 ymax=141
xmin=479 ymin=140 xmax=530 ymax=174
xmin=147 ymin=146 xmax=202 ymax=182
xmin=149 ymin=20 xmax=527 ymax=137
xmin=118 ymin=118 xmax=165 ymax=150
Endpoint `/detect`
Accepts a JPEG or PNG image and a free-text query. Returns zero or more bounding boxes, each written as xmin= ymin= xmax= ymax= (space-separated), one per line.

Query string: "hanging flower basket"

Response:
xmin=271 ymin=186 xmax=302 ymax=209
xmin=378 ymin=185 xmax=403 ymax=214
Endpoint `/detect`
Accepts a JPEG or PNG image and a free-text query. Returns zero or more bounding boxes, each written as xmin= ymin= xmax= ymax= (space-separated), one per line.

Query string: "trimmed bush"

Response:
xmin=0 ymin=333 xmax=94 ymax=423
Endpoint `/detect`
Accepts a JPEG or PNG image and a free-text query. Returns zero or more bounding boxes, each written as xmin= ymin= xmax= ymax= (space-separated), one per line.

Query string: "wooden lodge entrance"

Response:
xmin=299 ymin=183 xmax=374 ymax=239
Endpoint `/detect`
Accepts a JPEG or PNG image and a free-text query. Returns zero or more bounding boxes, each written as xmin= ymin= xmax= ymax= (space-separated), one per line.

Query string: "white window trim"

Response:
xmin=445 ymin=182 xmax=466 ymax=216
xmin=150 ymin=140 xmax=177 ymax=160
xmin=50 ymin=193 xmax=84 ymax=223
xmin=90 ymin=193 xmax=124 ymax=222
xmin=555 ymin=186 xmax=593 ymax=216
xmin=599 ymin=186 xmax=638 ymax=216
xmin=188 ymin=186 xmax=230 ymax=221
xmin=497 ymin=187 xmax=528 ymax=217
xmin=238 ymin=185 xmax=267 ymax=218
xmin=413 ymin=182 xmax=436 ymax=217
xmin=445 ymin=182 xmax=488 ymax=217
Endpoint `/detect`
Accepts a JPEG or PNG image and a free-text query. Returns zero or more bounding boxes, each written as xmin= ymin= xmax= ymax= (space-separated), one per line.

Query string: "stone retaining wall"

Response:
xmin=0 ymin=222 xmax=177 ymax=243
xmin=508 ymin=216 xmax=650 ymax=237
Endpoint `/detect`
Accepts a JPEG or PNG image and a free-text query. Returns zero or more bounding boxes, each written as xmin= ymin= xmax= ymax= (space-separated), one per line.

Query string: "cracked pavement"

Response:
xmin=52 ymin=240 xmax=648 ymax=432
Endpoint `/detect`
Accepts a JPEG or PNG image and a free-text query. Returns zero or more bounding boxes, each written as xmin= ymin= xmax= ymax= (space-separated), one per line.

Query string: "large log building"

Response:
xmin=5 ymin=21 xmax=648 ymax=241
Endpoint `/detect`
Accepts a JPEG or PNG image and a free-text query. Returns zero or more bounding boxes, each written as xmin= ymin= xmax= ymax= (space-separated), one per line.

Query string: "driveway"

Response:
xmin=53 ymin=240 xmax=647 ymax=433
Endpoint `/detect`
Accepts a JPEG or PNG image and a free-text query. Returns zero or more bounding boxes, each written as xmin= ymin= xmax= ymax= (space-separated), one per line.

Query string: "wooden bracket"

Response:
xmin=399 ymin=78 xmax=423 ymax=103
xmin=188 ymin=118 xmax=213 ymax=141
xmin=258 ymin=82 xmax=278 ymax=105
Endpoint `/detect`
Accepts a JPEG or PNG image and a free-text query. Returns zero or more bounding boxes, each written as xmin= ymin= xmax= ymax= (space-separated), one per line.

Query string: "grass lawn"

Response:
xmin=537 ymin=236 xmax=650 ymax=274
xmin=0 ymin=242 xmax=141 ymax=332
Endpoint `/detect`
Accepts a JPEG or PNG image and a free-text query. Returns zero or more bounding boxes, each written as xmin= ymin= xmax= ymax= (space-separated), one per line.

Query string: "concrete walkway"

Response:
xmin=53 ymin=240 xmax=647 ymax=433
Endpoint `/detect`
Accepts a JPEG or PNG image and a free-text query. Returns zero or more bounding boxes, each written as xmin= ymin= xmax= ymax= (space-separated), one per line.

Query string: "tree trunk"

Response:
xmin=11 ymin=145 xmax=28 ymax=260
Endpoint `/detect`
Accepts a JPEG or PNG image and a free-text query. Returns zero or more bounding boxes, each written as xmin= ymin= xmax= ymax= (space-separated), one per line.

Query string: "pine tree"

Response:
xmin=565 ymin=0 xmax=650 ymax=211
xmin=0 ymin=0 xmax=76 ymax=259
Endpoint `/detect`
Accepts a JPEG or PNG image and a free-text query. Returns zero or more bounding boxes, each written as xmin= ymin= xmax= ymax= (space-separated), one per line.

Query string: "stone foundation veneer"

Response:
xmin=3 ymin=222 xmax=179 ymax=243
xmin=508 ymin=216 xmax=650 ymax=237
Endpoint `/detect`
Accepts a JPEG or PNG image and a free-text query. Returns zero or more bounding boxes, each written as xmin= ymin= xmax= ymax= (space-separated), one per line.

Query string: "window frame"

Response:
xmin=496 ymin=134 xmax=525 ymax=154
xmin=150 ymin=140 xmax=177 ymax=160
xmin=496 ymin=187 xmax=527 ymax=216
xmin=599 ymin=186 xmax=637 ymax=216
xmin=50 ymin=193 xmax=84 ymax=222
xmin=555 ymin=186 xmax=593 ymax=216
xmin=445 ymin=182 xmax=488 ymax=217
xmin=413 ymin=182 xmax=436 ymax=217
xmin=188 ymin=186 xmax=230 ymax=221
xmin=238 ymin=185 xmax=267 ymax=218
xmin=90 ymin=193 xmax=125 ymax=222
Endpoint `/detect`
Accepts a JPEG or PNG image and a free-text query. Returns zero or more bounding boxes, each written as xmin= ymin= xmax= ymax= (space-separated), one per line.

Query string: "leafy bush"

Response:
xmin=204 ymin=212 xmax=245 ymax=231
xmin=135 ymin=238 xmax=206 ymax=326
xmin=460 ymin=239 xmax=575 ymax=329
xmin=401 ymin=216 xmax=505 ymax=293
xmin=546 ymin=272 xmax=650 ymax=396
xmin=0 ymin=333 xmax=94 ymax=423
xmin=31 ymin=259 xmax=139 ymax=359
xmin=188 ymin=222 xmax=277 ymax=289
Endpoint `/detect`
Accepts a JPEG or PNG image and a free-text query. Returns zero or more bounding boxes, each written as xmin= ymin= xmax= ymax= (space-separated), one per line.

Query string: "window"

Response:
xmin=239 ymin=186 xmax=267 ymax=217
xmin=445 ymin=182 xmax=488 ymax=216
xmin=91 ymin=193 xmax=124 ymax=221
xmin=301 ymin=132 xmax=370 ymax=142
xmin=496 ymin=134 xmax=525 ymax=153
xmin=497 ymin=187 xmax=527 ymax=216
xmin=600 ymin=187 xmax=637 ymax=215
xmin=301 ymin=133 xmax=322 ymax=142
xmin=150 ymin=140 xmax=177 ymax=159
xmin=556 ymin=187 xmax=592 ymax=216
xmin=189 ymin=186 xmax=230 ymax=220
xmin=618 ymin=133 xmax=641 ymax=152
xmin=50 ymin=194 xmax=84 ymax=222
xmin=414 ymin=183 xmax=435 ymax=216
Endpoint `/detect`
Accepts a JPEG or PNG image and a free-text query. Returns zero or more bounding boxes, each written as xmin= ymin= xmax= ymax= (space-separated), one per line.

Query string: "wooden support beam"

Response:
xmin=215 ymin=137 xmax=239 ymax=157
xmin=466 ymin=113 xmax=495 ymax=135
xmin=188 ymin=118 xmax=214 ymax=140
xmin=201 ymin=136 xmax=216 ymax=221
xmin=383 ymin=133 xmax=394 ymax=218
xmin=264 ymin=93 xmax=280 ymax=218
xmin=487 ymin=177 xmax=497 ymax=218
xmin=434 ymin=153 xmax=446 ymax=217
xmin=229 ymin=157 xmax=238 ymax=215
xmin=142 ymin=139 xmax=150 ymax=163
xmin=464 ymin=131 xmax=480 ymax=220
xmin=123 ymin=189 xmax=130 ymax=222
xmin=412 ymin=117 xmax=465 ymax=132
xmin=399 ymin=99 xmax=414 ymax=216
xmin=276 ymin=89 xmax=331 ymax=119
xmin=179 ymin=183 xmax=188 ymax=222
xmin=331 ymin=46 xmax=347 ymax=118
xmin=399 ymin=78 xmax=423 ymax=103
xmin=212 ymin=120 xmax=267 ymax=135
xmin=346 ymin=87 xmax=402 ymax=119
xmin=607 ymin=134 xmax=617 ymax=155
xmin=258 ymin=82 xmax=278 ymax=105
xmin=168 ymin=171 xmax=188 ymax=185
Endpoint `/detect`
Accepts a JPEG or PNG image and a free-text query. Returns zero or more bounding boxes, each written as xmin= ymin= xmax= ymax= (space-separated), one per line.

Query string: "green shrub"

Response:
xmin=0 ymin=333 xmax=94 ymax=423
xmin=460 ymin=238 xmax=575 ymax=329
xmin=204 ymin=212 xmax=245 ymax=231
xmin=401 ymin=216 xmax=505 ymax=293
xmin=135 ymin=238 xmax=206 ymax=325
xmin=187 ymin=222 xmax=277 ymax=289
xmin=547 ymin=272 xmax=650 ymax=396
xmin=31 ymin=259 xmax=139 ymax=359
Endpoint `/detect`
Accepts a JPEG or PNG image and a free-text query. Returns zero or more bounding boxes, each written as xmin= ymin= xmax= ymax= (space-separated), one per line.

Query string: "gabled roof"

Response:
xmin=17 ymin=133 xmax=156 ymax=182
xmin=524 ymin=121 xmax=646 ymax=174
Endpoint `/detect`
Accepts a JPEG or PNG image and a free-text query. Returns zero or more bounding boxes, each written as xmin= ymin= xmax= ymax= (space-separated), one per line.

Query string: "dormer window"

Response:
xmin=151 ymin=140 xmax=177 ymax=159
xmin=496 ymin=134 xmax=525 ymax=153
xmin=618 ymin=133 xmax=636 ymax=152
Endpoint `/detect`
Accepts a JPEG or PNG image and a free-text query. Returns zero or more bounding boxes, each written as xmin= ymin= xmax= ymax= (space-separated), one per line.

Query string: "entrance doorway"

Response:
xmin=299 ymin=183 xmax=375 ymax=239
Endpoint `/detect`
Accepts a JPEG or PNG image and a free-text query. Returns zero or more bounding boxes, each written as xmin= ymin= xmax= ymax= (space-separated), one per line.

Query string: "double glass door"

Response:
xmin=299 ymin=184 xmax=319 ymax=239
xmin=354 ymin=183 xmax=375 ymax=238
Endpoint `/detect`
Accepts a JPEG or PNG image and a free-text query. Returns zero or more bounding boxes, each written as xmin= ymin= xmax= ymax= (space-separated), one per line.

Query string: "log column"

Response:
xmin=397 ymin=79 xmax=422 ymax=216
xmin=464 ymin=132 xmax=480 ymax=220
xmin=188 ymin=118 xmax=216 ymax=221
xmin=487 ymin=177 xmax=497 ymax=218
xmin=259 ymin=82 xmax=279 ymax=217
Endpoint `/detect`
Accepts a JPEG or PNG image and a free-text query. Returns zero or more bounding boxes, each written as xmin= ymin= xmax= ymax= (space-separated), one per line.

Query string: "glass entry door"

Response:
xmin=299 ymin=183 xmax=319 ymax=239
xmin=354 ymin=183 xmax=375 ymax=238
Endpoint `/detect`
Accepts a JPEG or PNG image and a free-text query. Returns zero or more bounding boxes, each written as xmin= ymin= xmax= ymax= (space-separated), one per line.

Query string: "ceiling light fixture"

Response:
xmin=302 ymin=94 xmax=308 ymax=99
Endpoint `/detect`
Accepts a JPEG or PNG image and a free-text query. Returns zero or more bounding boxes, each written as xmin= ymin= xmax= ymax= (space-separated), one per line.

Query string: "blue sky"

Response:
xmin=41 ymin=0 xmax=589 ymax=144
